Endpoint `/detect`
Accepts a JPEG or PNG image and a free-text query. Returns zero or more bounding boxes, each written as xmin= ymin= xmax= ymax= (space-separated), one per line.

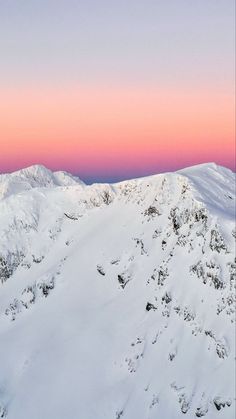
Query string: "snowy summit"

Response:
xmin=0 ymin=163 xmax=235 ymax=419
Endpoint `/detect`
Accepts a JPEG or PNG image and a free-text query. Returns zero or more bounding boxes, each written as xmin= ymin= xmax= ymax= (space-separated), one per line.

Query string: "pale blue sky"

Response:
xmin=0 ymin=0 xmax=235 ymax=87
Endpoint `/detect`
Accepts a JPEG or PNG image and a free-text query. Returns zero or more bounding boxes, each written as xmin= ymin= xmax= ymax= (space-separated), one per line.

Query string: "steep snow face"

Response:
xmin=0 ymin=164 xmax=235 ymax=419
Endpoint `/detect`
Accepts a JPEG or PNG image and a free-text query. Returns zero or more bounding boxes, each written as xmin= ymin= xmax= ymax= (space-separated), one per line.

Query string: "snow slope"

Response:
xmin=0 ymin=163 xmax=235 ymax=419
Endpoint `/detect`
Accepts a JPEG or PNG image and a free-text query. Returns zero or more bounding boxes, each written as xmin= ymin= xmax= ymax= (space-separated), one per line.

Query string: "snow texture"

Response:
xmin=0 ymin=163 xmax=235 ymax=419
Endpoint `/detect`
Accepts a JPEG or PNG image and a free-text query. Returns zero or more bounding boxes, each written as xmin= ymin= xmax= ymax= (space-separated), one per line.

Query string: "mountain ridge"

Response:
xmin=1 ymin=161 xmax=234 ymax=185
xmin=0 ymin=162 xmax=235 ymax=419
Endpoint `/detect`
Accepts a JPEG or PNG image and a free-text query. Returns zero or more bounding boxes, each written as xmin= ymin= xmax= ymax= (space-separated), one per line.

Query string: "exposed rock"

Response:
xmin=97 ymin=265 xmax=105 ymax=276
xmin=210 ymin=229 xmax=227 ymax=253
xmin=144 ymin=205 xmax=160 ymax=218
xmin=213 ymin=396 xmax=231 ymax=411
xmin=146 ymin=302 xmax=157 ymax=311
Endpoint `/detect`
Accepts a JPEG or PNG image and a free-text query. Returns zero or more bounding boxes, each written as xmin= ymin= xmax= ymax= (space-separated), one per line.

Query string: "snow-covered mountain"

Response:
xmin=0 ymin=164 xmax=84 ymax=200
xmin=0 ymin=163 xmax=235 ymax=419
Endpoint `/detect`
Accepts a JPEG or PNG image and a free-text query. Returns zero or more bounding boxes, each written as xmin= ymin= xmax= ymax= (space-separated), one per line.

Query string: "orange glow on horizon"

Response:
xmin=0 ymin=84 xmax=234 ymax=175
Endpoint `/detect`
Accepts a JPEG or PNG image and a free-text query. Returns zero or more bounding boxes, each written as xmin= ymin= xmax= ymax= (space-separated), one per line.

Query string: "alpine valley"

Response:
xmin=0 ymin=163 xmax=235 ymax=419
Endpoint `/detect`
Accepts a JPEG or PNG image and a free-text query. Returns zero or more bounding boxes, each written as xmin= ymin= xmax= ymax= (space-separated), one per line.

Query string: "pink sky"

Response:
xmin=0 ymin=84 xmax=234 ymax=180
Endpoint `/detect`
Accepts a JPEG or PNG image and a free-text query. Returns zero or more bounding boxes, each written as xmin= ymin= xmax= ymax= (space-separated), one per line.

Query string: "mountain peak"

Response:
xmin=0 ymin=161 xmax=235 ymax=418
xmin=0 ymin=164 xmax=84 ymax=199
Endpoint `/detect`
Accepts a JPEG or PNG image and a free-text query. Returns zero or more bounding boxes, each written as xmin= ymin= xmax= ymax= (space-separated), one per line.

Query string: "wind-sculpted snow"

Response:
xmin=0 ymin=163 xmax=235 ymax=419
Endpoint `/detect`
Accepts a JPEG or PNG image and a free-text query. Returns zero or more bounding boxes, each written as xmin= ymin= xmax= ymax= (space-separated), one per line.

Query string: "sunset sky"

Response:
xmin=0 ymin=0 xmax=235 ymax=182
